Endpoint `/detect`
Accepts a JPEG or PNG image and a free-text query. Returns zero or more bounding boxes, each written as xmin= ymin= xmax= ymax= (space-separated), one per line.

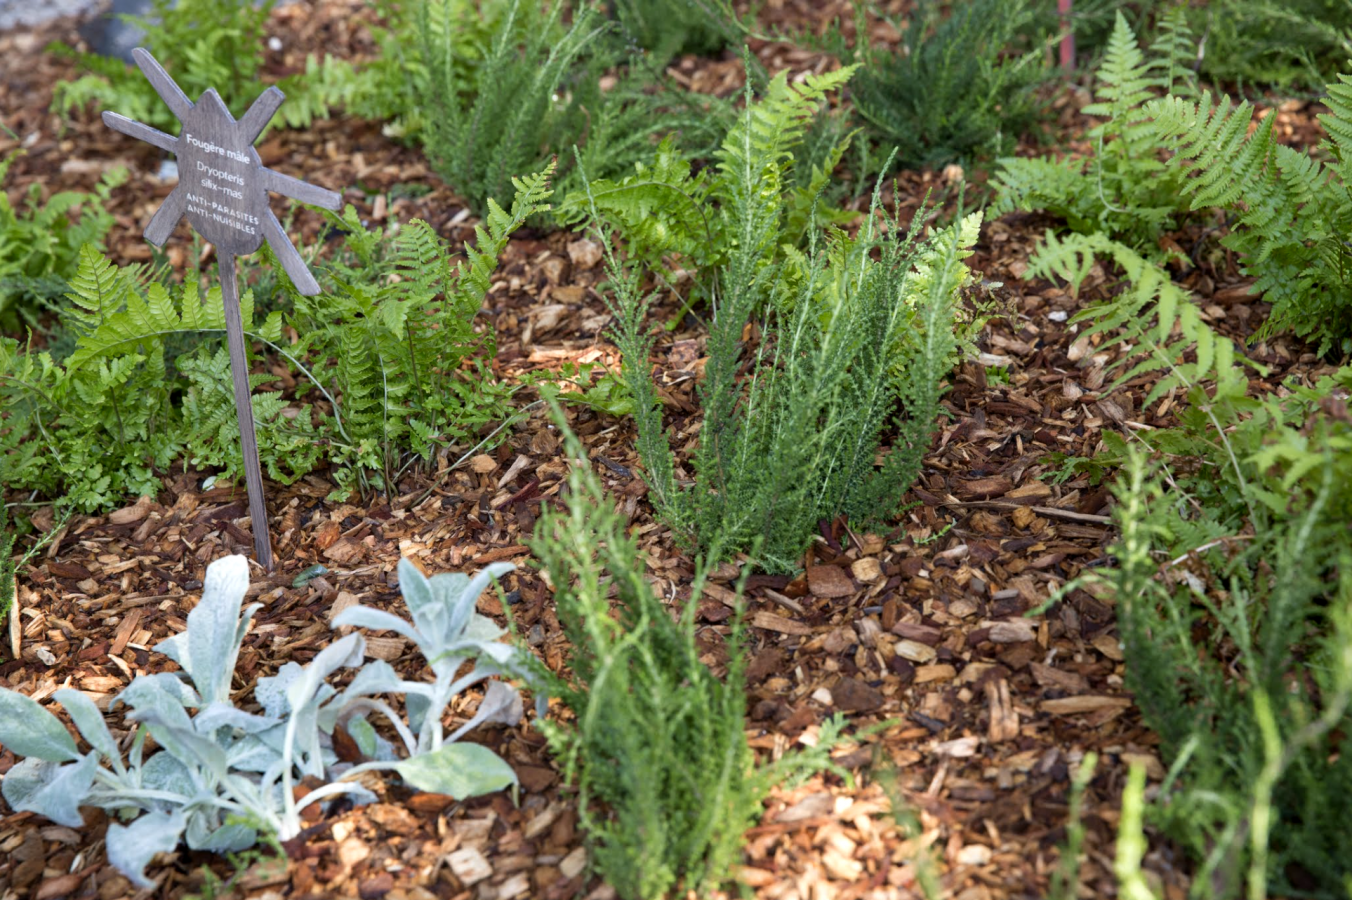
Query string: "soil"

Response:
xmin=0 ymin=3 xmax=1340 ymax=900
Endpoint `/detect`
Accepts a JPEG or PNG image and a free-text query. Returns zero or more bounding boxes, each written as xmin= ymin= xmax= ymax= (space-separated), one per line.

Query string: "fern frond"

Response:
xmin=1033 ymin=231 xmax=1256 ymax=405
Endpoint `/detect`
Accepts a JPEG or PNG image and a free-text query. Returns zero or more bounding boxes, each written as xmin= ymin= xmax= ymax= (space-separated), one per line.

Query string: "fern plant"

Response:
xmin=1143 ymin=69 xmax=1352 ymax=354
xmin=1029 ymin=232 xmax=1261 ymax=410
xmin=0 ymin=152 xmax=126 ymax=333
xmin=50 ymin=0 xmax=339 ymax=133
xmin=0 ymin=247 xmax=313 ymax=510
xmin=556 ymin=66 xmax=859 ymax=304
xmin=841 ymin=0 xmax=1053 ymax=171
xmin=577 ymin=68 xmax=982 ymax=571
xmin=0 ymin=168 xmax=550 ymax=509
xmin=991 ymin=10 xmax=1196 ymax=255
xmin=273 ymin=166 xmax=554 ymax=496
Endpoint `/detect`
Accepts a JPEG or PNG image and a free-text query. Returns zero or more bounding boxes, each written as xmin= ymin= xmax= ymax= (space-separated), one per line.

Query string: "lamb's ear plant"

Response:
xmin=0 ymin=554 xmax=536 ymax=888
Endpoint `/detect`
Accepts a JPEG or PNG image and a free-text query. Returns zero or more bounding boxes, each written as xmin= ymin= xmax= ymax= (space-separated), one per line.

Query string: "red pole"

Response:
xmin=1058 ymin=0 xmax=1075 ymax=70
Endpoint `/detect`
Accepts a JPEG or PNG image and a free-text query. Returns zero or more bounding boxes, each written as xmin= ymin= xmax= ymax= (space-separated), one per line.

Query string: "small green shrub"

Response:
xmin=1098 ymin=432 xmax=1352 ymax=897
xmin=409 ymin=0 xmax=725 ymax=219
xmin=992 ymin=10 xmax=1196 ymax=255
xmin=0 ymin=169 xmax=550 ymax=509
xmin=1042 ymin=256 xmax=1352 ymax=894
xmin=526 ymin=408 xmax=852 ymax=899
xmin=573 ymin=68 xmax=982 ymax=572
xmin=556 ymin=65 xmax=860 ymax=304
xmin=841 ymin=0 xmax=1053 ymax=170
xmin=50 ymin=0 xmax=338 ymax=132
xmin=0 ymin=151 xmax=125 ymax=332
xmin=270 ymin=166 xmax=553 ymax=495
xmin=610 ymin=0 xmax=741 ymax=63
xmin=1195 ymin=0 xmax=1352 ymax=91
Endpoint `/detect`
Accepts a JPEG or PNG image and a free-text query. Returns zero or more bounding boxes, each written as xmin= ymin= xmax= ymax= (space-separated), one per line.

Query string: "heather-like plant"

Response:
xmin=0 ymin=554 xmax=535 ymax=888
xmin=610 ymin=0 xmax=741 ymax=63
xmin=836 ymin=0 xmax=1053 ymax=170
xmin=410 ymin=0 xmax=724 ymax=220
xmin=576 ymin=69 xmax=981 ymax=571
xmin=1094 ymin=439 xmax=1352 ymax=896
xmin=526 ymin=410 xmax=853 ymax=899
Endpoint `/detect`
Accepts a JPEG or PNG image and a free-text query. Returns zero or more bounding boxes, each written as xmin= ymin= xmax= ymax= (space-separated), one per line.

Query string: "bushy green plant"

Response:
xmin=0 ymin=152 xmax=125 ymax=332
xmin=270 ymin=166 xmax=553 ymax=495
xmin=526 ymin=410 xmax=852 ymax=899
xmin=992 ymin=10 xmax=1195 ymax=255
xmin=575 ymin=68 xmax=982 ymax=572
xmin=1143 ymin=68 xmax=1352 ymax=354
xmin=557 ymin=65 xmax=860 ymax=304
xmin=1195 ymin=0 xmax=1352 ymax=91
xmin=50 ymin=0 xmax=339 ymax=132
xmin=0 ymin=169 xmax=549 ymax=509
xmin=840 ymin=0 xmax=1053 ymax=170
xmin=610 ymin=0 xmax=741 ymax=63
xmin=408 ymin=0 xmax=725 ymax=219
xmin=0 ymin=553 xmax=537 ymax=888
xmin=0 ymin=249 xmax=319 ymax=510
xmin=1095 ymin=433 xmax=1352 ymax=897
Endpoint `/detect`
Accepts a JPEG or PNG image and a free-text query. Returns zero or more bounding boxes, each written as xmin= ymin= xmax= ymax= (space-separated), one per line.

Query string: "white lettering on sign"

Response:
xmin=186 ymin=197 xmax=258 ymax=236
xmin=186 ymin=193 xmax=260 ymax=225
xmin=183 ymin=132 xmax=250 ymax=163
xmin=196 ymin=160 xmax=245 ymax=185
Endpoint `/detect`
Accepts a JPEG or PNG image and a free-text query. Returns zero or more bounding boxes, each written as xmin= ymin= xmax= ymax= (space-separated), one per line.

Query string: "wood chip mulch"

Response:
xmin=0 ymin=3 xmax=1340 ymax=900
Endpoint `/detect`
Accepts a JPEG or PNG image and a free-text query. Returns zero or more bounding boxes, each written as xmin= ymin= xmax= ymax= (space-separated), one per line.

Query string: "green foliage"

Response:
xmin=557 ymin=66 xmax=860 ymax=294
xmin=610 ymin=0 xmax=741 ymax=63
xmin=836 ymin=0 xmax=1052 ymax=171
xmin=525 ymin=409 xmax=852 ymax=899
xmin=1098 ymin=430 xmax=1352 ymax=897
xmin=577 ymin=69 xmax=981 ymax=571
xmin=1 ymin=169 xmax=549 ymax=509
xmin=991 ymin=10 xmax=1195 ymax=254
xmin=0 ymin=152 xmax=125 ymax=332
xmin=407 ymin=0 xmax=725 ymax=220
xmin=1144 ymin=70 xmax=1352 ymax=354
xmin=0 ymin=247 xmax=301 ymax=509
xmin=50 ymin=0 xmax=338 ymax=133
xmin=1028 ymin=232 xmax=1258 ymax=407
xmin=1195 ymin=0 xmax=1352 ymax=91
xmin=280 ymin=166 xmax=553 ymax=496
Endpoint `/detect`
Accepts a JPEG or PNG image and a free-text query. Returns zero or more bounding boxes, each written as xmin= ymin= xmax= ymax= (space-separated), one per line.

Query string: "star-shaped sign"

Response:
xmin=102 ymin=47 xmax=340 ymax=292
xmin=103 ymin=48 xmax=347 ymax=570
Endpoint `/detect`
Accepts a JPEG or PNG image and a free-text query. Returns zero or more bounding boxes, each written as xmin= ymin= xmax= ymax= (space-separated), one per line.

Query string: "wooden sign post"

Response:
xmin=103 ymin=48 xmax=342 ymax=571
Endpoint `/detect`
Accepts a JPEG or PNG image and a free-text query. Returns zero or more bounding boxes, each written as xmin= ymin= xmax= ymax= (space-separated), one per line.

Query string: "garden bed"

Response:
xmin=0 ymin=2 xmax=1341 ymax=899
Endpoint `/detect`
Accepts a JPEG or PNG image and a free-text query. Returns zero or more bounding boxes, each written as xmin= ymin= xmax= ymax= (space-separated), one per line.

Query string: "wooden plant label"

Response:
xmin=103 ymin=48 xmax=343 ymax=570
